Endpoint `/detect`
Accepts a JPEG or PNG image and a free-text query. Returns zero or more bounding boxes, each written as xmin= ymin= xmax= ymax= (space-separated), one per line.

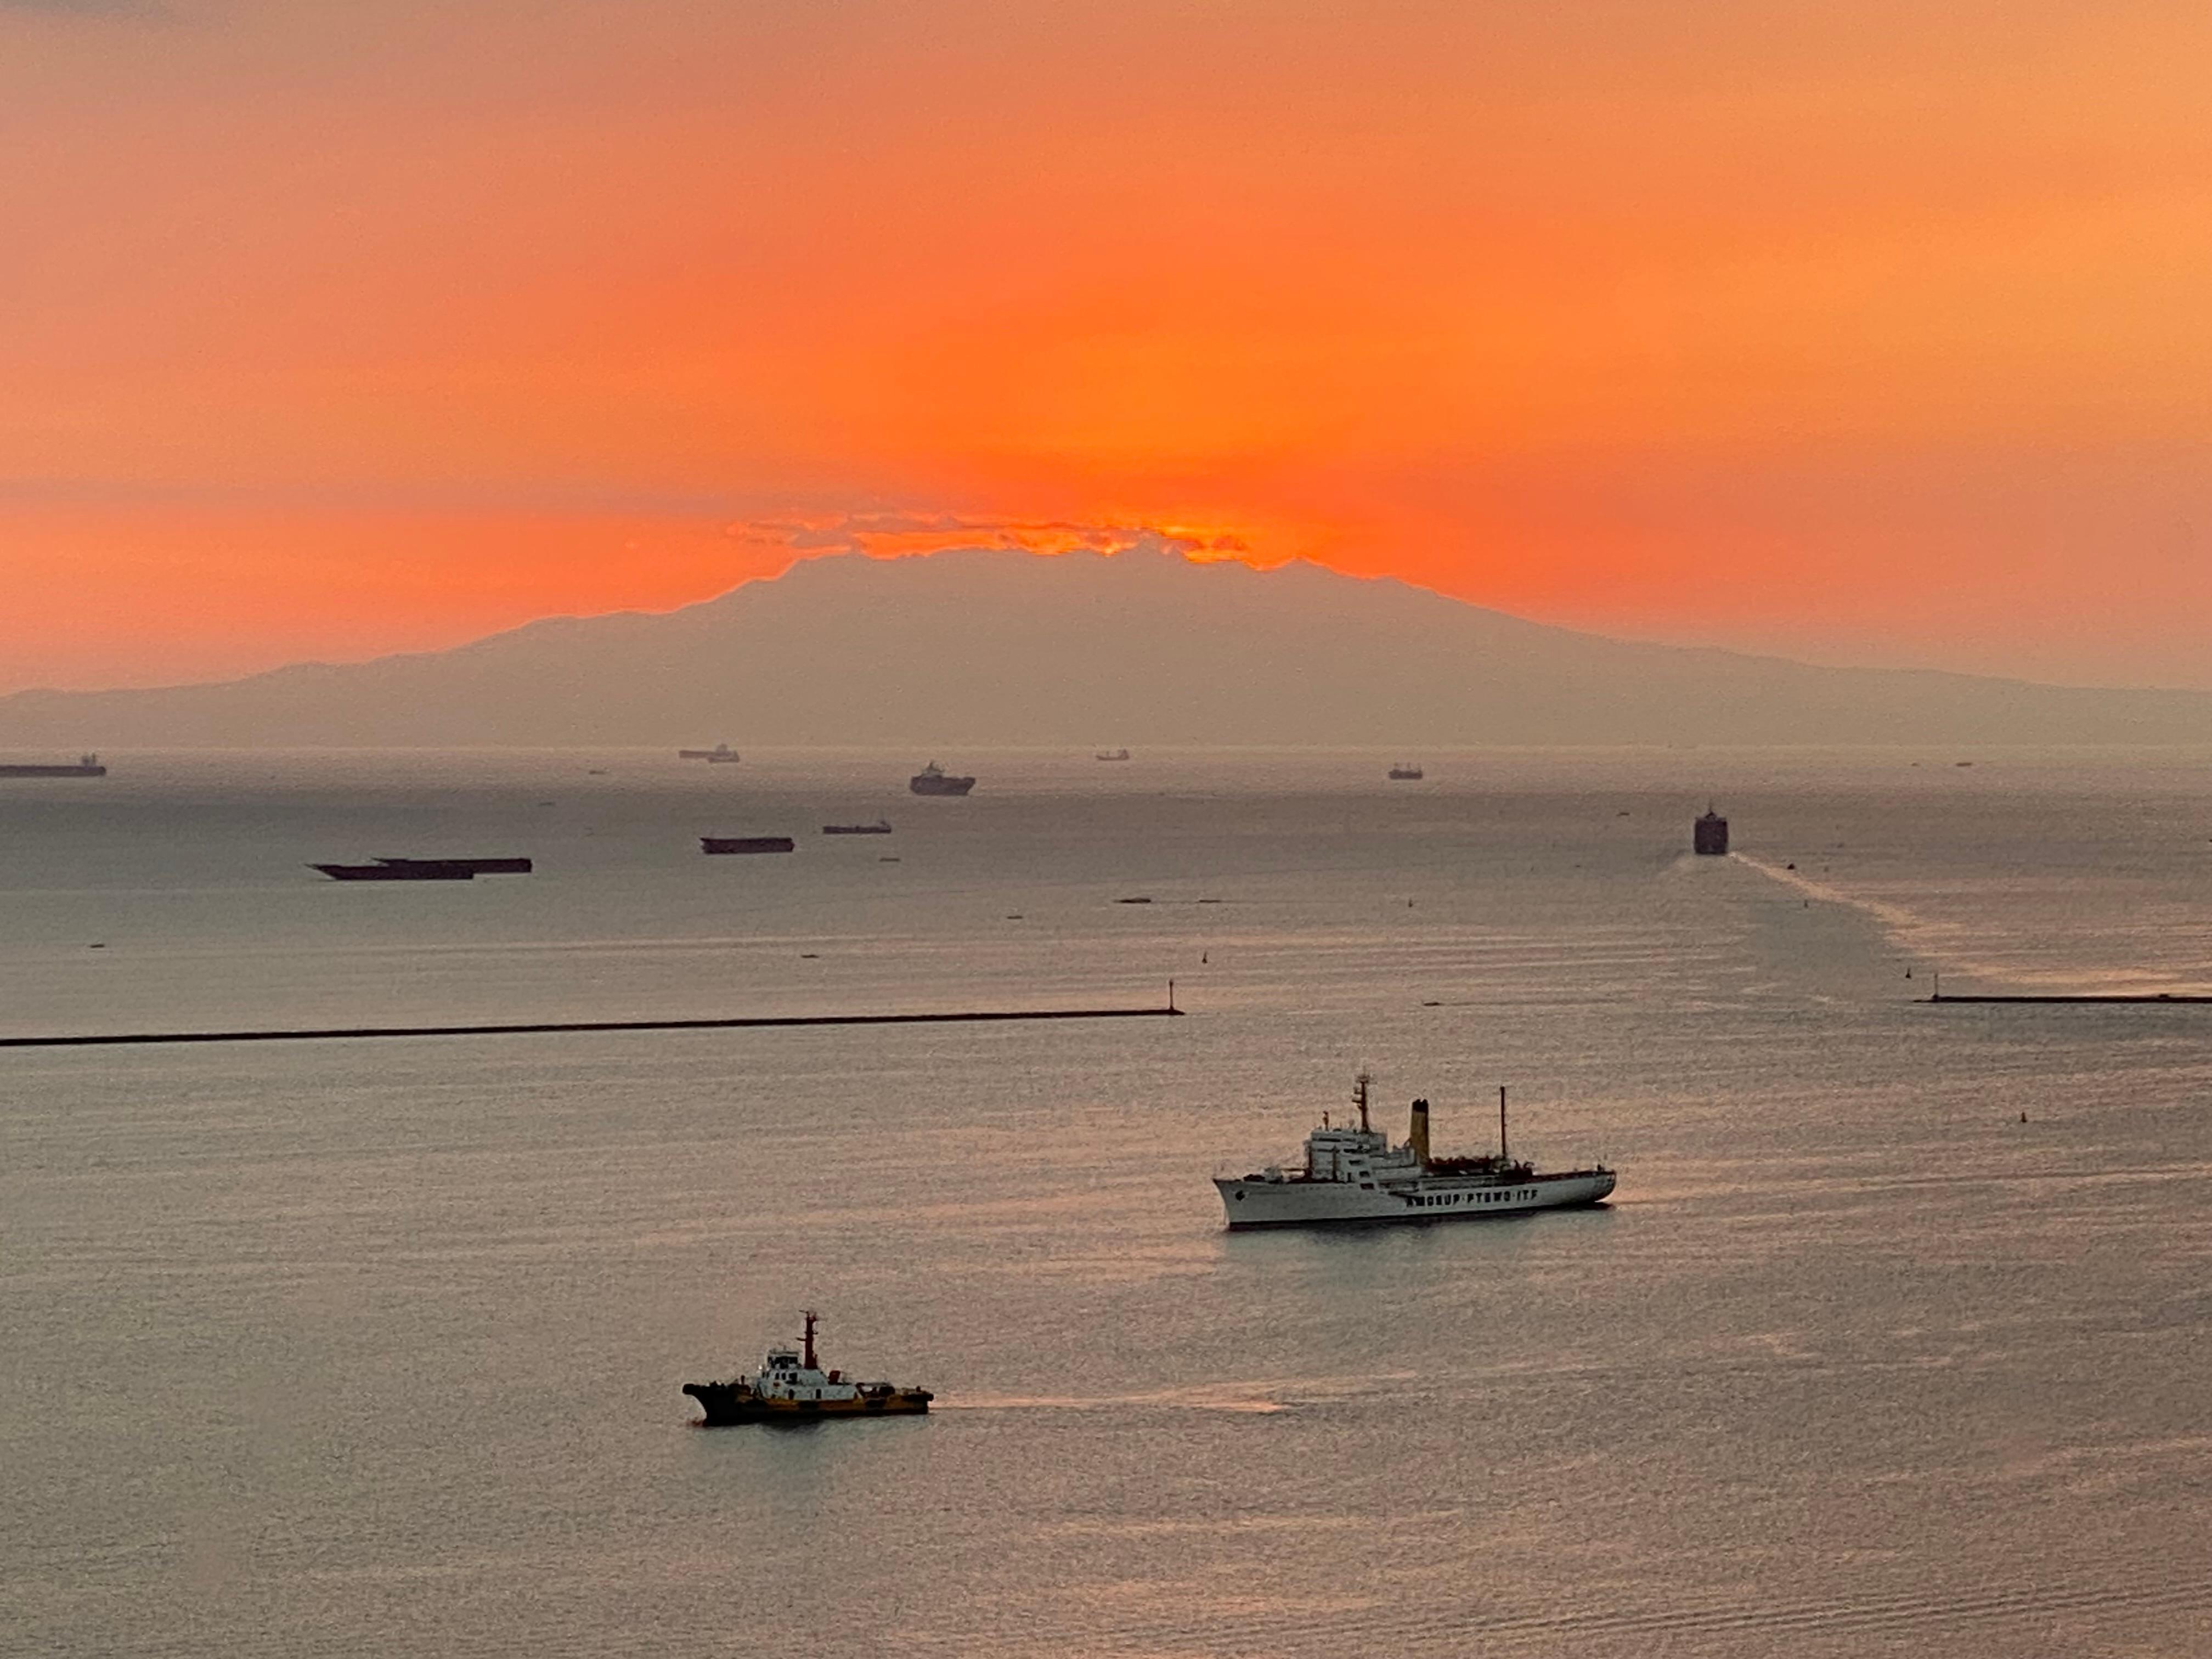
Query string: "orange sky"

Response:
xmin=5 ymin=0 xmax=2211 ymax=693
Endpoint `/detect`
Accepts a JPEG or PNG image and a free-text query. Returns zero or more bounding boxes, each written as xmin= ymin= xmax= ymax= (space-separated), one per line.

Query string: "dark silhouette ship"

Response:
xmin=313 ymin=860 xmax=477 ymax=882
xmin=1694 ymin=807 xmax=1729 ymax=855
xmin=0 ymin=753 xmax=106 ymax=778
xmin=678 ymin=744 xmax=741 ymax=763
xmin=375 ymin=856 xmax=532 ymax=874
xmin=702 ymin=836 xmax=795 ymax=854
xmin=1387 ymin=763 xmax=1424 ymax=780
xmin=822 ymin=819 xmax=893 ymax=835
xmin=313 ymin=855 xmax=532 ymax=881
xmin=909 ymin=761 xmax=975 ymax=796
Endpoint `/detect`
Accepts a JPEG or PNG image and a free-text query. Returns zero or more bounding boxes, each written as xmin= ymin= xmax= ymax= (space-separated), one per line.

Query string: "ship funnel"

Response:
xmin=1409 ymin=1098 xmax=1431 ymax=1165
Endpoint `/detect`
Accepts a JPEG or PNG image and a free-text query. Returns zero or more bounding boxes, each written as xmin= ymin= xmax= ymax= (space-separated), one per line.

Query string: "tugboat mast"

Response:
xmin=801 ymin=1309 xmax=820 ymax=1371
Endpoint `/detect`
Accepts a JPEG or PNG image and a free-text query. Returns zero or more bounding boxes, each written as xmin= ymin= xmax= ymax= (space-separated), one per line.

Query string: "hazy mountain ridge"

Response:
xmin=5 ymin=548 xmax=2211 ymax=746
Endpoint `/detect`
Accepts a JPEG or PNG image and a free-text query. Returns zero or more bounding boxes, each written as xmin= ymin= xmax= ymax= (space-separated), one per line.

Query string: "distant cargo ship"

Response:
xmin=1387 ymin=763 xmax=1424 ymax=780
xmin=822 ymin=820 xmax=893 ymax=835
xmin=374 ymin=856 xmax=532 ymax=874
xmin=1096 ymin=748 xmax=1131 ymax=761
xmin=1214 ymin=1074 xmax=1615 ymax=1228
xmin=702 ymin=836 xmax=795 ymax=854
xmin=909 ymin=761 xmax=975 ymax=797
xmin=678 ymin=744 xmax=741 ymax=763
xmin=0 ymin=753 xmax=106 ymax=778
xmin=1694 ymin=807 xmax=1729 ymax=855
xmin=313 ymin=860 xmax=478 ymax=882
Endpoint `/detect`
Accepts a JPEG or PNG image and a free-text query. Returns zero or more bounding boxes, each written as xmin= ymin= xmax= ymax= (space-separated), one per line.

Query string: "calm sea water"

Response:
xmin=4 ymin=748 xmax=2209 ymax=1657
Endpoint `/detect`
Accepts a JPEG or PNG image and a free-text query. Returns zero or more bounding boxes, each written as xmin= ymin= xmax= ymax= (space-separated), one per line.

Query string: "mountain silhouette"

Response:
xmin=4 ymin=546 xmax=2209 ymax=746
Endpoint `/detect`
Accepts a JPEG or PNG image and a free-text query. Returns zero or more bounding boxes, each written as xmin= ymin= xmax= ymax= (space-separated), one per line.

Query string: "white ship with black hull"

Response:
xmin=1216 ymin=1075 xmax=1614 ymax=1229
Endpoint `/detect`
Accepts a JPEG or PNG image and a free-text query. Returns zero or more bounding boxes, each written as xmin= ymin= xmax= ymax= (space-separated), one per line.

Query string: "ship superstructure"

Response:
xmin=1215 ymin=1075 xmax=1614 ymax=1228
xmin=683 ymin=1311 xmax=933 ymax=1426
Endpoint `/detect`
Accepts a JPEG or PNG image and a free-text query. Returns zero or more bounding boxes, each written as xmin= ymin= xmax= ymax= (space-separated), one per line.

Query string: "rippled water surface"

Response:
xmin=4 ymin=748 xmax=2209 ymax=1656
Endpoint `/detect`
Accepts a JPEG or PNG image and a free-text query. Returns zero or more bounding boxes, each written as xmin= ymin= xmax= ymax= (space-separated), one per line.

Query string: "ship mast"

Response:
xmin=1353 ymin=1072 xmax=1371 ymax=1133
xmin=1498 ymin=1085 xmax=1509 ymax=1163
xmin=802 ymin=1309 xmax=819 ymax=1371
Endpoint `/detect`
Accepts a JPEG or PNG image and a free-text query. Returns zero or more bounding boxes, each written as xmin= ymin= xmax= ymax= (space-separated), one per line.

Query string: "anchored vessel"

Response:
xmin=1387 ymin=763 xmax=1425 ymax=780
xmin=822 ymin=819 xmax=893 ymax=835
xmin=374 ymin=856 xmax=532 ymax=874
xmin=312 ymin=860 xmax=477 ymax=881
xmin=679 ymin=744 xmax=741 ymax=763
xmin=1215 ymin=1075 xmax=1615 ymax=1228
xmin=1096 ymin=748 xmax=1131 ymax=761
xmin=1694 ymin=806 xmax=1729 ymax=855
xmin=909 ymin=761 xmax=975 ymax=797
xmin=0 ymin=753 xmax=106 ymax=778
xmin=701 ymin=836 xmax=795 ymax=855
xmin=684 ymin=1312 xmax=933 ymax=1426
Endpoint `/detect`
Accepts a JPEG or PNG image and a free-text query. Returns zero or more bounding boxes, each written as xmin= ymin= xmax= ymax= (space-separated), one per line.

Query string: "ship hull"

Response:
xmin=1216 ymin=1169 xmax=1615 ymax=1229
xmin=682 ymin=1382 xmax=933 ymax=1426
xmin=909 ymin=778 xmax=974 ymax=796
xmin=0 ymin=765 xmax=106 ymax=778
xmin=312 ymin=861 xmax=476 ymax=881
xmin=376 ymin=856 xmax=532 ymax=874
xmin=701 ymin=837 xmax=795 ymax=854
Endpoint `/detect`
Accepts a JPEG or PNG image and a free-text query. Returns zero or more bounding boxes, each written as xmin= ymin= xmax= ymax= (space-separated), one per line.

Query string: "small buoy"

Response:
xmin=87 ymin=942 xmax=106 ymax=949
xmin=1200 ymin=951 xmax=1208 ymax=963
xmin=2019 ymin=1111 xmax=2029 ymax=1124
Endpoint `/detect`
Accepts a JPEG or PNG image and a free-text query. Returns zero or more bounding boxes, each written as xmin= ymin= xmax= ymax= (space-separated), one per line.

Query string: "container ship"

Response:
xmin=684 ymin=1312 xmax=932 ymax=1426
xmin=822 ymin=820 xmax=893 ymax=835
xmin=1215 ymin=1075 xmax=1615 ymax=1228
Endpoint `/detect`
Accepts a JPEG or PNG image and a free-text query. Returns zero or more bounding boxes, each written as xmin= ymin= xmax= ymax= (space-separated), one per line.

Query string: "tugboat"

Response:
xmin=1387 ymin=763 xmax=1424 ymax=780
xmin=1215 ymin=1074 xmax=1615 ymax=1228
xmin=909 ymin=761 xmax=975 ymax=797
xmin=684 ymin=1312 xmax=933 ymax=1426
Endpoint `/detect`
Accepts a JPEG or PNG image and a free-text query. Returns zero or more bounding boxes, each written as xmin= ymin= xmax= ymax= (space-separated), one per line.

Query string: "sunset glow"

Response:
xmin=6 ymin=0 xmax=2211 ymax=690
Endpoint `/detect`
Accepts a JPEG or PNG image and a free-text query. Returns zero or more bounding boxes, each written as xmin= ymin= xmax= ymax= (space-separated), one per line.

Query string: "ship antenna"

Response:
xmin=1498 ymin=1085 xmax=1509 ymax=1164
xmin=802 ymin=1310 xmax=819 ymax=1371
